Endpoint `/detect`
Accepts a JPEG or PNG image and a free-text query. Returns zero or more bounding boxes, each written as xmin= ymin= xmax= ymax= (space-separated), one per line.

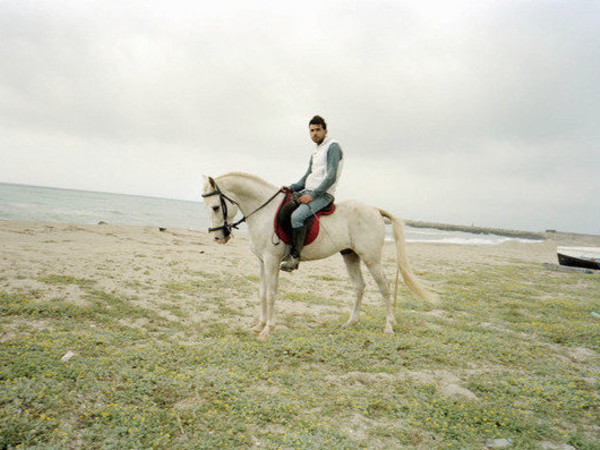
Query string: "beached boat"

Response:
xmin=557 ymin=247 xmax=600 ymax=270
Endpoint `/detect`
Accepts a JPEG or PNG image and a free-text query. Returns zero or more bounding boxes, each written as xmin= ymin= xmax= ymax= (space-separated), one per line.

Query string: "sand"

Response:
xmin=3 ymin=219 xmax=599 ymax=449
xmin=2 ymin=219 xmax=599 ymax=336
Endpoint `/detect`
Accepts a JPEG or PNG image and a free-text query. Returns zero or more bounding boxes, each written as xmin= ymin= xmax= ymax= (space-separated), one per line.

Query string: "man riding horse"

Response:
xmin=280 ymin=115 xmax=344 ymax=272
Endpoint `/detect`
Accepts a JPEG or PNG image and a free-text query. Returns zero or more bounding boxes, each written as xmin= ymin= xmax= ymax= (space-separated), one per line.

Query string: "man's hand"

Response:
xmin=298 ymin=194 xmax=313 ymax=204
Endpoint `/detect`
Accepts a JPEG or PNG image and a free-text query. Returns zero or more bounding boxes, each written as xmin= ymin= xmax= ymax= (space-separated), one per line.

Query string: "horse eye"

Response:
xmin=212 ymin=205 xmax=219 ymax=212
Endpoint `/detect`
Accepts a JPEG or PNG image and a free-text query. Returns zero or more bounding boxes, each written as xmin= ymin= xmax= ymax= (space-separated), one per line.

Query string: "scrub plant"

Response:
xmin=1 ymin=257 xmax=599 ymax=449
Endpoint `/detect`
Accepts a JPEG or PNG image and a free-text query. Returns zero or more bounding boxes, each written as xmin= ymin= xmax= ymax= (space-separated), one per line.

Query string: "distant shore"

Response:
xmin=405 ymin=219 xmax=600 ymax=245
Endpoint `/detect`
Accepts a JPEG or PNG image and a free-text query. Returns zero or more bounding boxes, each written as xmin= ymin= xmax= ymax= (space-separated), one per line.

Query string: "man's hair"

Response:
xmin=309 ymin=115 xmax=327 ymax=130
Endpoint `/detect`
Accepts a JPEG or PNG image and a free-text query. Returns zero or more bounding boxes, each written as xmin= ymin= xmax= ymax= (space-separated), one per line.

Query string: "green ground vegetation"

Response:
xmin=1 ymin=261 xmax=599 ymax=449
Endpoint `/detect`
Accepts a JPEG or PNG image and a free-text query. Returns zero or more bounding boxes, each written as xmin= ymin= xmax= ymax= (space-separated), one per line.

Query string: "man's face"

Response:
xmin=309 ymin=124 xmax=327 ymax=145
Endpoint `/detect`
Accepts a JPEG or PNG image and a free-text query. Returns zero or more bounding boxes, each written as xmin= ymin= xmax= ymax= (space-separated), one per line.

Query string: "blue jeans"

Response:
xmin=290 ymin=192 xmax=333 ymax=228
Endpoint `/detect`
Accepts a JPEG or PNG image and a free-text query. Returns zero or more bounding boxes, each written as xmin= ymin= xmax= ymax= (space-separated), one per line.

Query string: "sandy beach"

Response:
xmin=1 ymin=220 xmax=599 ymax=448
xmin=1 ymin=219 xmax=599 ymax=339
xmin=1 ymin=220 xmax=598 ymax=323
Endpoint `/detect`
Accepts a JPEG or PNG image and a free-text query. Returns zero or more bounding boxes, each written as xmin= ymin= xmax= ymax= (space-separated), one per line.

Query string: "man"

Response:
xmin=280 ymin=115 xmax=344 ymax=272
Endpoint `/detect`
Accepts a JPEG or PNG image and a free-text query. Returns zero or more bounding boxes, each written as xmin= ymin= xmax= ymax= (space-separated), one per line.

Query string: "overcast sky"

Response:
xmin=1 ymin=0 xmax=599 ymax=234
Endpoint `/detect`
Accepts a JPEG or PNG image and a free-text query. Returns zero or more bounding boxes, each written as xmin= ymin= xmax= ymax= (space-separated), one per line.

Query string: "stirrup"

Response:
xmin=280 ymin=256 xmax=300 ymax=272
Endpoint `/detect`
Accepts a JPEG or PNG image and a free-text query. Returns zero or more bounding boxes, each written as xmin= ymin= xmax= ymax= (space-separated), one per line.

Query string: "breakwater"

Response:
xmin=404 ymin=220 xmax=546 ymax=241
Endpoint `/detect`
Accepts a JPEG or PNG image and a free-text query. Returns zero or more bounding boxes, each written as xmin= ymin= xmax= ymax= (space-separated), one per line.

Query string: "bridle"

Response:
xmin=201 ymin=184 xmax=239 ymax=238
xmin=202 ymin=182 xmax=283 ymax=238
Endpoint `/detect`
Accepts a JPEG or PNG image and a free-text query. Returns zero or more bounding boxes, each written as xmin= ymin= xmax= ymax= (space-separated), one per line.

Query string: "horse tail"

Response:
xmin=378 ymin=209 xmax=438 ymax=304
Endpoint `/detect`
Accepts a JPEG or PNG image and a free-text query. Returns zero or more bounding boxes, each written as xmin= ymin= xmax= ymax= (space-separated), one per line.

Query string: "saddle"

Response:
xmin=274 ymin=192 xmax=336 ymax=246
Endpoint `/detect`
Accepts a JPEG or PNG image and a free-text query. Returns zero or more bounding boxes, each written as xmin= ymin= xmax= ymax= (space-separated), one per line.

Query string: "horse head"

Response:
xmin=202 ymin=175 xmax=239 ymax=244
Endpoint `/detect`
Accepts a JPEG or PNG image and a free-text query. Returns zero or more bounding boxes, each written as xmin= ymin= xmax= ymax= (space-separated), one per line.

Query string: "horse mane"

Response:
xmin=216 ymin=172 xmax=276 ymax=190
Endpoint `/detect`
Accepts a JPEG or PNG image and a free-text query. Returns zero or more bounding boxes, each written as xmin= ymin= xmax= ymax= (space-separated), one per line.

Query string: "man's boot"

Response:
xmin=280 ymin=225 xmax=309 ymax=272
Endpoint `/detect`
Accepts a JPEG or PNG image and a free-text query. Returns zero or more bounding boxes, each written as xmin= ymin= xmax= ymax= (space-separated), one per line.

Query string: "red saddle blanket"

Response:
xmin=274 ymin=192 xmax=336 ymax=246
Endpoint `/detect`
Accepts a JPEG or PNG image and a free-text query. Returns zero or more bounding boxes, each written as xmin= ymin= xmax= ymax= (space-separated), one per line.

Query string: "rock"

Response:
xmin=540 ymin=443 xmax=576 ymax=450
xmin=485 ymin=438 xmax=512 ymax=448
xmin=60 ymin=351 xmax=76 ymax=361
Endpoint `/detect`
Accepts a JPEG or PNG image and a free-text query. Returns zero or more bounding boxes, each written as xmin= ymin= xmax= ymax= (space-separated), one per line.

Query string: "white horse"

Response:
xmin=202 ymin=172 xmax=435 ymax=339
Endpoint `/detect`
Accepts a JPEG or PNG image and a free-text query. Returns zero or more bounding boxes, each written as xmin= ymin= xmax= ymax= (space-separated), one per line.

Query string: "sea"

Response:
xmin=0 ymin=183 xmax=540 ymax=247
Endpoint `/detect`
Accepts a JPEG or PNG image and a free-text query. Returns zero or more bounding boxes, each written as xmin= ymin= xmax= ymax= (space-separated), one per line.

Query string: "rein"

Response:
xmin=202 ymin=183 xmax=282 ymax=237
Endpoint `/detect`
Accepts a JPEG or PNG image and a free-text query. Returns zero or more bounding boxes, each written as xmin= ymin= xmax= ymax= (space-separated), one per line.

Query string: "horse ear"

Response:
xmin=202 ymin=175 xmax=216 ymax=190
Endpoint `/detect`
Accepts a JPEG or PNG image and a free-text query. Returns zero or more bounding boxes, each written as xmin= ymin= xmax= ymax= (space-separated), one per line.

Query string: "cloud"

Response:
xmin=0 ymin=0 xmax=599 ymax=233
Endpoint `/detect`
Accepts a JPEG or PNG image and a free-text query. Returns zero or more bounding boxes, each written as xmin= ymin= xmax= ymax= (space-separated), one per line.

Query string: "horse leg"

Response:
xmin=258 ymin=253 xmax=280 ymax=340
xmin=342 ymin=251 xmax=365 ymax=328
xmin=251 ymin=258 xmax=267 ymax=334
xmin=365 ymin=261 xmax=396 ymax=335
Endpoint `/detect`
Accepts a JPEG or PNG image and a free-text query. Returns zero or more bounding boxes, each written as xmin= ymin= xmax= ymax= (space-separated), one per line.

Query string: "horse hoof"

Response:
xmin=257 ymin=326 xmax=272 ymax=340
xmin=342 ymin=320 xmax=357 ymax=329
xmin=257 ymin=332 xmax=270 ymax=341
xmin=384 ymin=326 xmax=395 ymax=335
xmin=251 ymin=324 xmax=265 ymax=335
